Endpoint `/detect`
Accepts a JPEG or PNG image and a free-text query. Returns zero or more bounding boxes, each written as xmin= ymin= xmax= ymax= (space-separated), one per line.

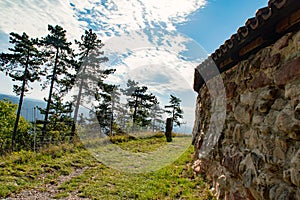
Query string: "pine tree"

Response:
xmin=71 ymin=29 xmax=110 ymax=140
xmin=122 ymin=80 xmax=156 ymax=130
xmin=150 ymin=98 xmax=164 ymax=132
xmin=165 ymin=95 xmax=183 ymax=127
xmin=94 ymin=80 xmax=116 ymax=136
xmin=46 ymin=93 xmax=73 ymax=141
xmin=114 ymin=102 xmax=131 ymax=133
xmin=40 ymin=25 xmax=75 ymax=143
xmin=0 ymin=32 xmax=44 ymax=149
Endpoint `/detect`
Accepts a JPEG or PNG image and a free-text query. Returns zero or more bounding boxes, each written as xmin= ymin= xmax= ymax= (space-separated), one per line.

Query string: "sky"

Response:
xmin=0 ymin=0 xmax=269 ymax=132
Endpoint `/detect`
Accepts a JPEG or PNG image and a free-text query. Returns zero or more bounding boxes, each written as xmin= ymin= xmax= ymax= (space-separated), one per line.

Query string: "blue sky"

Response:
xmin=0 ymin=0 xmax=269 ymax=132
xmin=177 ymin=0 xmax=269 ymax=53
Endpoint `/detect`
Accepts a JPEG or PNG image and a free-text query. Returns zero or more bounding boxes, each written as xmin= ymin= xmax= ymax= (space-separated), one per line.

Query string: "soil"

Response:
xmin=5 ymin=167 xmax=90 ymax=200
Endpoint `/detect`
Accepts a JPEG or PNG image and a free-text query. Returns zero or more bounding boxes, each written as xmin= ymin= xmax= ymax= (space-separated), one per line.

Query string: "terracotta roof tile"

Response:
xmin=194 ymin=0 xmax=300 ymax=92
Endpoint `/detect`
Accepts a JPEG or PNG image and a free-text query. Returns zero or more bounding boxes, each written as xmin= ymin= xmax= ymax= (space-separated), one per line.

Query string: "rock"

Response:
xmin=252 ymin=114 xmax=264 ymax=125
xmin=243 ymin=168 xmax=255 ymax=188
xmin=244 ymin=129 xmax=260 ymax=149
xmin=275 ymin=109 xmax=300 ymax=137
xmin=261 ymin=53 xmax=281 ymax=69
xmin=259 ymin=87 xmax=278 ymax=100
xmin=257 ymin=99 xmax=272 ymax=113
xmin=275 ymin=56 xmax=300 ymax=86
xmin=234 ymin=104 xmax=251 ymax=124
xmin=295 ymin=103 xmax=300 ymax=120
xmin=222 ymin=152 xmax=243 ymax=175
xmin=249 ymin=72 xmax=273 ymax=90
xmin=272 ymin=33 xmax=292 ymax=51
xmin=272 ymin=98 xmax=287 ymax=110
xmin=290 ymin=149 xmax=300 ymax=187
xmin=233 ymin=124 xmax=241 ymax=144
xmin=264 ymin=110 xmax=279 ymax=127
xmin=285 ymin=78 xmax=300 ymax=99
xmin=240 ymin=91 xmax=257 ymax=106
xmin=217 ymin=175 xmax=229 ymax=190
xmin=290 ymin=168 xmax=300 ymax=187
xmin=250 ymin=151 xmax=264 ymax=171
xmin=273 ymin=147 xmax=285 ymax=165
xmin=283 ymin=169 xmax=292 ymax=183
xmin=226 ymin=82 xmax=237 ymax=99
xmin=193 ymin=31 xmax=300 ymax=200
xmin=269 ymin=184 xmax=294 ymax=200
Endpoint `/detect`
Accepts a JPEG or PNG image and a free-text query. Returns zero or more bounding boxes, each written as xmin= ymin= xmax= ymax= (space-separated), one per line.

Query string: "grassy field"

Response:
xmin=0 ymin=134 xmax=215 ymax=199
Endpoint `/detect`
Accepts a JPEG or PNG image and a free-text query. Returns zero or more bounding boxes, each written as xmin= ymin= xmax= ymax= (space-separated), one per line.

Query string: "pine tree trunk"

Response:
xmin=132 ymin=95 xmax=138 ymax=132
xmin=12 ymin=51 xmax=30 ymax=150
xmin=41 ymin=47 xmax=59 ymax=144
xmin=71 ymin=50 xmax=89 ymax=141
xmin=70 ymin=72 xmax=84 ymax=141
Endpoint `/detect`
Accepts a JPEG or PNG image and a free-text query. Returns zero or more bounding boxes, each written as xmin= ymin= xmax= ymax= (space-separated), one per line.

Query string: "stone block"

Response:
xmin=271 ymin=98 xmax=287 ymax=110
xmin=285 ymin=78 xmax=300 ymax=99
xmin=240 ymin=91 xmax=257 ymax=106
xmin=222 ymin=152 xmax=243 ymax=175
xmin=290 ymin=168 xmax=300 ymax=187
xmin=269 ymin=184 xmax=294 ymax=200
xmin=272 ymin=33 xmax=292 ymax=52
xmin=226 ymin=82 xmax=237 ymax=99
xmin=295 ymin=103 xmax=300 ymax=120
xmin=259 ymin=87 xmax=278 ymax=100
xmin=275 ymin=110 xmax=300 ymax=139
xmin=250 ymin=151 xmax=264 ymax=171
xmin=234 ymin=104 xmax=251 ymax=124
xmin=233 ymin=124 xmax=241 ymax=144
xmin=273 ymin=147 xmax=286 ymax=165
xmin=249 ymin=71 xmax=272 ymax=91
xmin=283 ymin=169 xmax=292 ymax=183
xmin=257 ymin=99 xmax=272 ymax=113
xmin=243 ymin=168 xmax=255 ymax=188
xmin=261 ymin=53 xmax=281 ymax=69
xmin=275 ymin=56 xmax=300 ymax=86
xmin=252 ymin=114 xmax=264 ymax=125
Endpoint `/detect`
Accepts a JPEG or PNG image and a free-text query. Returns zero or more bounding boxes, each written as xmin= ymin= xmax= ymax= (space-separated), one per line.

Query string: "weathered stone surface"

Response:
xmin=252 ymin=114 xmax=264 ymax=125
xmin=285 ymin=78 xmax=300 ymax=99
xmin=193 ymin=31 xmax=300 ymax=200
xmin=259 ymin=87 xmax=278 ymax=100
xmin=261 ymin=53 xmax=281 ymax=69
xmin=232 ymin=124 xmax=241 ymax=144
xmin=249 ymin=72 xmax=272 ymax=90
xmin=290 ymin=168 xmax=300 ymax=187
xmin=295 ymin=103 xmax=300 ymax=120
xmin=272 ymin=33 xmax=292 ymax=51
xmin=272 ymin=98 xmax=287 ymax=111
xmin=257 ymin=99 xmax=272 ymax=113
xmin=226 ymin=82 xmax=237 ymax=99
xmin=234 ymin=104 xmax=251 ymax=124
xmin=290 ymin=149 xmax=300 ymax=188
xmin=240 ymin=91 xmax=257 ymax=106
xmin=222 ymin=152 xmax=243 ymax=175
xmin=275 ymin=56 xmax=300 ymax=86
xmin=275 ymin=109 xmax=300 ymax=139
xmin=244 ymin=129 xmax=260 ymax=149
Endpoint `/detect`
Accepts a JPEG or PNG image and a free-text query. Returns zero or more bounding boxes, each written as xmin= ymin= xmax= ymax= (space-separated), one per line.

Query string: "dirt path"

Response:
xmin=5 ymin=167 xmax=90 ymax=200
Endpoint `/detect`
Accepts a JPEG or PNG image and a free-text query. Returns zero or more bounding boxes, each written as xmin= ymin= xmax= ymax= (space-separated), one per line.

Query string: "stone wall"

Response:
xmin=192 ymin=30 xmax=300 ymax=200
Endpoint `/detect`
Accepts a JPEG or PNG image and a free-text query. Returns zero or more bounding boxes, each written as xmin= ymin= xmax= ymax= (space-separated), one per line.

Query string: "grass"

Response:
xmin=0 ymin=134 xmax=215 ymax=199
xmin=0 ymin=142 xmax=98 ymax=197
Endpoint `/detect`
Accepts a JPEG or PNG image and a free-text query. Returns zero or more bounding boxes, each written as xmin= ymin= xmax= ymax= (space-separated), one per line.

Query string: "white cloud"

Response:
xmin=0 ymin=0 xmax=85 ymax=41
xmin=0 ymin=0 xmax=207 ymax=131
xmin=70 ymin=0 xmax=206 ymax=36
xmin=0 ymin=0 xmax=206 ymax=40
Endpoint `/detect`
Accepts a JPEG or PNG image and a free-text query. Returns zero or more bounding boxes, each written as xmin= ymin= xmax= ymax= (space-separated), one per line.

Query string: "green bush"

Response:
xmin=0 ymin=99 xmax=30 ymax=152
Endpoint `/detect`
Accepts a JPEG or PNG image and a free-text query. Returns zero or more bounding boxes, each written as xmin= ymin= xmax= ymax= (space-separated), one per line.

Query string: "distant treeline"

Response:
xmin=0 ymin=25 xmax=183 ymax=152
